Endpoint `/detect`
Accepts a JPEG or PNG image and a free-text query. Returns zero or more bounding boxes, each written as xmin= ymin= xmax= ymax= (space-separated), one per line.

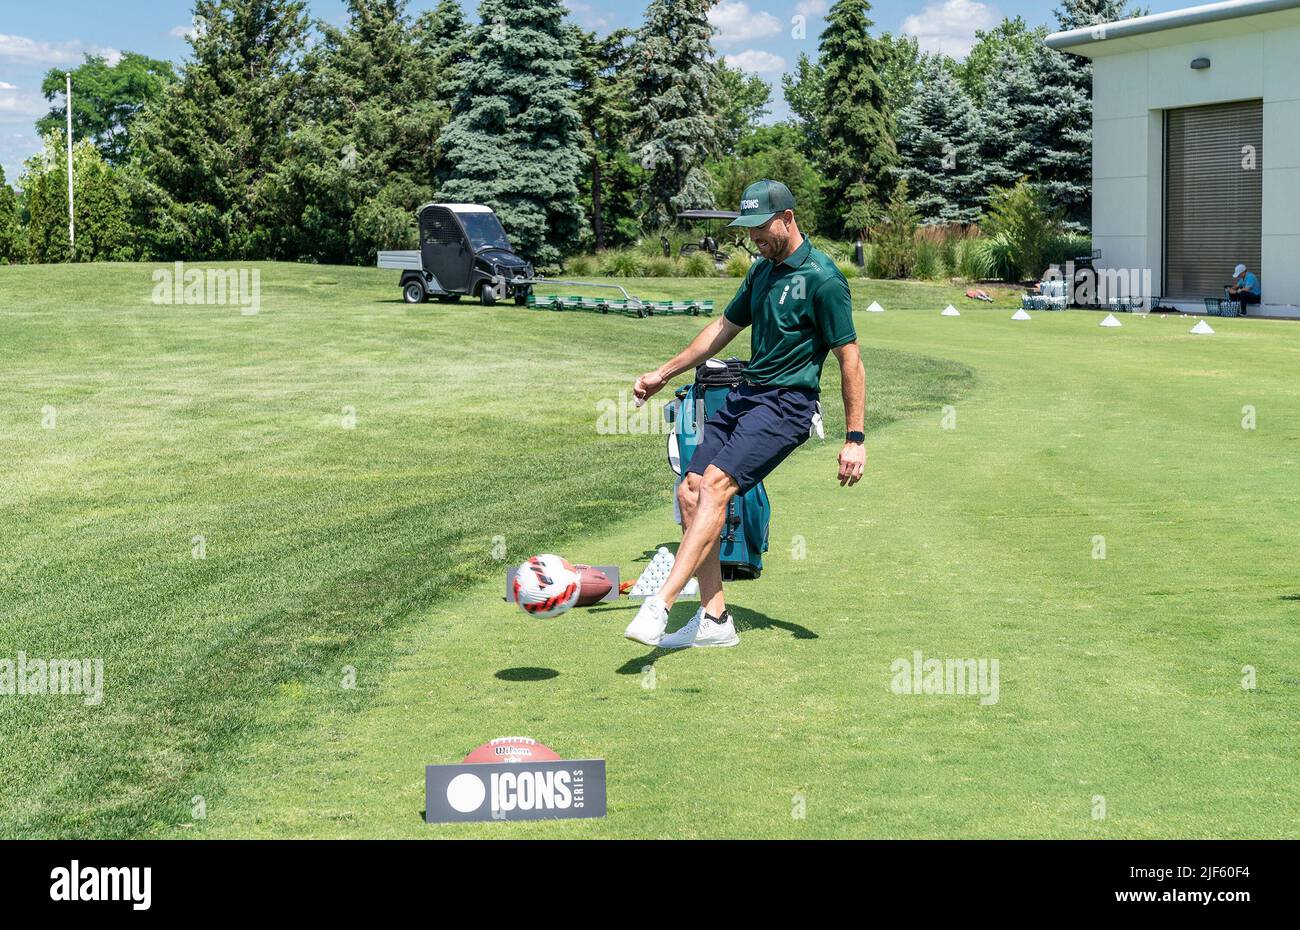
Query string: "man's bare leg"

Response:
xmin=660 ymin=465 xmax=737 ymax=609
xmin=676 ymin=472 xmax=725 ymax=617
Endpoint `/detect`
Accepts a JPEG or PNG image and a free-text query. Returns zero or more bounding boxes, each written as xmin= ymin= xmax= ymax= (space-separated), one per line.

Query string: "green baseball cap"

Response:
xmin=728 ymin=179 xmax=796 ymax=228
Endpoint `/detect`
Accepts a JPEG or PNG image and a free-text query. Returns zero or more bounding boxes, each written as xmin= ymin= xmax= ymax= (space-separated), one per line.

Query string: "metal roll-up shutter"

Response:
xmin=1164 ymin=100 xmax=1263 ymax=299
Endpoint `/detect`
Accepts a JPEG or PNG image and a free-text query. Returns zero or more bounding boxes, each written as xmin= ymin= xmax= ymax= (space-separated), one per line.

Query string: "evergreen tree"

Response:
xmin=0 ymin=165 xmax=19 ymax=264
xmin=816 ymin=0 xmax=895 ymax=238
xmin=437 ymin=0 xmax=587 ymax=266
xmin=1055 ymin=0 xmax=1141 ymax=31
xmin=272 ymin=0 xmax=449 ymax=264
xmin=894 ymin=64 xmax=986 ymax=224
xmin=38 ymin=53 xmax=176 ymax=165
xmin=956 ymin=17 xmax=1045 ymax=107
xmin=980 ymin=44 xmax=1090 ymax=227
xmin=628 ymin=0 xmax=718 ymax=229
xmin=572 ymin=27 xmax=640 ymax=251
xmin=781 ymin=52 xmax=825 ymax=161
xmin=128 ymin=0 xmax=312 ymax=259
xmin=21 ymin=132 xmax=133 ymax=263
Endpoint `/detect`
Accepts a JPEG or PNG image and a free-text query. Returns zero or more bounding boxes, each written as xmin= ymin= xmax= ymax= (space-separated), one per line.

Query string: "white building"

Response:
xmin=1047 ymin=0 xmax=1300 ymax=315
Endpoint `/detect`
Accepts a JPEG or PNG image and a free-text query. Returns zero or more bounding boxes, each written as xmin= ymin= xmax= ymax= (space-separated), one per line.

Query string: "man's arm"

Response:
xmin=632 ymin=316 xmax=744 ymax=406
xmin=832 ymin=340 xmax=866 ymax=487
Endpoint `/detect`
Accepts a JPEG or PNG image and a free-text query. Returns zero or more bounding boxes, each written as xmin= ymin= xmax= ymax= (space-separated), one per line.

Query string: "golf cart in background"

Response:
xmin=660 ymin=210 xmax=758 ymax=265
xmin=378 ymin=203 xmax=535 ymax=305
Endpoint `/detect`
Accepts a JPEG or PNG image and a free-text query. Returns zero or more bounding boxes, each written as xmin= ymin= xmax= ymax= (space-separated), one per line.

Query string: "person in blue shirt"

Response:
xmin=1228 ymin=264 xmax=1261 ymax=309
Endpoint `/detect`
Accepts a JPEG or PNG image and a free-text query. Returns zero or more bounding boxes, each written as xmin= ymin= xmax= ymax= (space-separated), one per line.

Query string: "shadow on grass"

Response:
xmin=495 ymin=667 xmax=560 ymax=682
xmin=614 ymin=604 xmax=817 ymax=675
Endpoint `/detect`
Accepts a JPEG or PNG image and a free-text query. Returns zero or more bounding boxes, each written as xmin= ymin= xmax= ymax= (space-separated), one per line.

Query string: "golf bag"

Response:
xmin=665 ymin=358 xmax=771 ymax=580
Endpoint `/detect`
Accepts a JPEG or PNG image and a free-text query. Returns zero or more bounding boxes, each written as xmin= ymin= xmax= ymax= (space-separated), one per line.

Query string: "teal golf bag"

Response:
xmin=665 ymin=358 xmax=771 ymax=580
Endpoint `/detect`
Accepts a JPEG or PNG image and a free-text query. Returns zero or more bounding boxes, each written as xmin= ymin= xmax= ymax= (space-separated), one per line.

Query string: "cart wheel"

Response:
xmin=404 ymin=280 xmax=427 ymax=304
xmin=435 ymin=293 xmax=461 ymax=304
xmin=514 ymin=293 xmax=528 ymax=306
xmin=479 ymin=286 xmax=497 ymax=307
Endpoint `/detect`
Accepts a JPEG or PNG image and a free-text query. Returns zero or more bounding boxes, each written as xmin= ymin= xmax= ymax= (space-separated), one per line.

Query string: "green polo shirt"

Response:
xmin=723 ymin=236 xmax=857 ymax=391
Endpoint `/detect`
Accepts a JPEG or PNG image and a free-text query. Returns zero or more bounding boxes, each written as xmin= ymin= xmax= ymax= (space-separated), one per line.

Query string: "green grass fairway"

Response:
xmin=3 ymin=263 xmax=1297 ymax=838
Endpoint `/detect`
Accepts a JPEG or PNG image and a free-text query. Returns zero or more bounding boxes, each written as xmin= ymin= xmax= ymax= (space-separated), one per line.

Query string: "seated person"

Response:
xmin=1227 ymin=263 xmax=1261 ymax=307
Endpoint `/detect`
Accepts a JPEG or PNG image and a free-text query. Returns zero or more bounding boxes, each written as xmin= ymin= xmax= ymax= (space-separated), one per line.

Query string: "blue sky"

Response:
xmin=0 ymin=0 xmax=1185 ymax=182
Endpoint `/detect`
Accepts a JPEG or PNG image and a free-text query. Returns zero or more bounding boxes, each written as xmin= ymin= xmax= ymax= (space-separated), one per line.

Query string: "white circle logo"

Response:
xmin=446 ymin=773 xmax=486 ymax=813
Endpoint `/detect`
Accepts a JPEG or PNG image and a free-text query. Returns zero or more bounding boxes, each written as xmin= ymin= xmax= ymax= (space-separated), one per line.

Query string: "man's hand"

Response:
xmin=837 ymin=442 xmax=865 ymax=487
xmin=633 ymin=370 xmax=668 ymax=408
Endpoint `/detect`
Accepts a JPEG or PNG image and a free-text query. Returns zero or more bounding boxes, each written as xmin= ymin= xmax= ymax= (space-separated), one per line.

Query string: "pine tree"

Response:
xmin=572 ymin=27 xmax=640 ymax=251
xmin=628 ymin=0 xmax=718 ymax=229
xmin=273 ymin=0 xmax=449 ymax=264
xmin=980 ymin=44 xmax=1090 ymax=228
xmin=129 ymin=0 xmax=311 ymax=259
xmin=894 ymin=64 xmax=986 ymax=224
xmin=436 ymin=0 xmax=586 ymax=266
xmin=817 ymin=0 xmax=895 ymax=238
xmin=0 ymin=165 xmax=19 ymax=263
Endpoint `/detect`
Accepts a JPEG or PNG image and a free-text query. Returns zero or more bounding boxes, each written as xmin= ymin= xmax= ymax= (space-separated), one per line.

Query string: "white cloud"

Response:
xmin=564 ymin=1 xmax=613 ymax=32
xmin=0 ymin=33 xmax=120 ymax=67
xmin=710 ymin=1 xmax=783 ymax=44
xmin=724 ymin=49 xmax=787 ymax=75
xmin=901 ymin=0 xmax=999 ymax=57
xmin=794 ymin=0 xmax=830 ymax=16
xmin=0 ymin=84 xmax=43 ymax=116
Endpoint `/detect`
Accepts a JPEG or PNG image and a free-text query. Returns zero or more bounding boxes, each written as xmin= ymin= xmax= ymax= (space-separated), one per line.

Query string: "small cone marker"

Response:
xmin=941 ymin=304 xmax=960 ymax=316
xmin=866 ymin=300 xmax=884 ymax=313
xmin=1099 ymin=313 xmax=1122 ymax=327
xmin=1011 ymin=308 xmax=1031 ymax=320
xmin=1190 ymin=319 xmax=1214 ymax=335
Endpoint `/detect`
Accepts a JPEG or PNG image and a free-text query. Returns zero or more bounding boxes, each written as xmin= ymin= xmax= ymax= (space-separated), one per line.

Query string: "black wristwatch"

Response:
xmin=845 ymin=431 xmax=865 ymax=444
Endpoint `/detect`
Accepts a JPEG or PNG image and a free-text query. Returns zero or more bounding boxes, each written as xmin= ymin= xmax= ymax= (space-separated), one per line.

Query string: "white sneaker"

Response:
xmin=658 ymin=607 xmax=706 ymax=649
xmin=661 ymin=610 xmax=739 ymax=649
xmin=624 ymin=596 xmax=669 ymax=646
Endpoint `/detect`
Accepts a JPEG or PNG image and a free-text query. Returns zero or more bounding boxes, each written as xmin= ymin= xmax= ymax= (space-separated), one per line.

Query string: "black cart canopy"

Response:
xmin=676 ymin=210 xmax=741 ymax=221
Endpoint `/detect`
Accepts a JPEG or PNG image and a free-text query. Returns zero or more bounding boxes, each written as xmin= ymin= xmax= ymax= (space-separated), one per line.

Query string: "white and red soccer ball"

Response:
xmin=513 ymin=554 xmax=581 ymax=618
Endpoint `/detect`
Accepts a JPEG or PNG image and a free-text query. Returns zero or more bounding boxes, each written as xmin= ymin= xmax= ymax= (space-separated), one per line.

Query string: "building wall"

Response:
xmin=1091 ymin=25 xmax=1300 ymax=308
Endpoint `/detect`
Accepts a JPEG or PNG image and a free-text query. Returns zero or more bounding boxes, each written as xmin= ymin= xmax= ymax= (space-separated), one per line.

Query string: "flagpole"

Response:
xmin=66 ymin=72 xmax=75 ymax=260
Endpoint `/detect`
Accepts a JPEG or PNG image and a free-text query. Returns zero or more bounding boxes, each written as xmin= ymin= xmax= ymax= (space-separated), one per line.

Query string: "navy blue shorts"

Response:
xmin=684 ymin=384 xmax=817 ymax=494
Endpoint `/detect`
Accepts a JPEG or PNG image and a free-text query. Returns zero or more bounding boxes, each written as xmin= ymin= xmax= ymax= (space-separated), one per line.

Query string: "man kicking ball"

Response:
xmin=625 ymin=179 xmax=866 ymax=649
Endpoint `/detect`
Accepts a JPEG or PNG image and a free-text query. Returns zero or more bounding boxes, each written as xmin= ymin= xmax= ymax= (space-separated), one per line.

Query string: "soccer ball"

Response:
xmin=513 ymin=554 xmax=580 ymax=618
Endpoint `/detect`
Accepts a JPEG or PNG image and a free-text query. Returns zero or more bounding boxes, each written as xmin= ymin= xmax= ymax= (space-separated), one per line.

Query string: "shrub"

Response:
xmin=953 ymin=235 xmax=994 ymax=280
xmin=566 ymin=254 xmax=596 ymax=277
xmin=681 ymin=252 xmax=714 ymax=277
xmin=980 ymin=179 xmax=1063 ymax=282
xmin=912 ymin=237 xmax=945 ymax=280
xmin=644 ymin=255 xmax=678 ymax=277
xmin=867 ymin=181 xmax=919 ymax=279
xmin=1044 ymin=233 xmax=1093 ymax=272
xmin=601 ymin=250 xmax=647 ymax=277
xmin=723 ymin=253 xmax=752 ymax=277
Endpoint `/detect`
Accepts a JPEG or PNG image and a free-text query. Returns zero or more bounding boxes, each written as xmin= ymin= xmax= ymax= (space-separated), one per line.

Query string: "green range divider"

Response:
xmin=525 ymin=294 xmax=713 ymax=317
